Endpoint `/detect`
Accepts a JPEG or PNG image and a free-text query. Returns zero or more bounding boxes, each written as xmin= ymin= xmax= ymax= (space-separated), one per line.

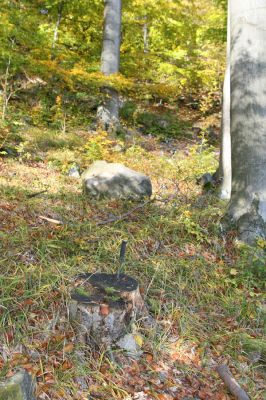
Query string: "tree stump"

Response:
xmin=69 ymin=273 xmax=149 ymax=347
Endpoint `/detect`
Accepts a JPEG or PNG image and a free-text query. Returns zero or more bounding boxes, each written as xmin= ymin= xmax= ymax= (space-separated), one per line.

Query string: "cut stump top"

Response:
xmin=71 ymin=273 xmax=139 ymax=306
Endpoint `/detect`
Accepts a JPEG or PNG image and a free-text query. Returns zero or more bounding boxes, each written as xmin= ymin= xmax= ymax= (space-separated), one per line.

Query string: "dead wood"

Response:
xmin=96 ymin=195 xmax=177 ymax=226
xmin=27 ymin=189 xmax=48 ymax=198
xmin=216 ymin=364 xmax=250 ymax=400
xmin=96 ymin=199 xmax=152 ymax=226
xmin=69 ymin=273 xmax=151 ymax=347
xmin=38 ymin=215 xmax=63 ymax=224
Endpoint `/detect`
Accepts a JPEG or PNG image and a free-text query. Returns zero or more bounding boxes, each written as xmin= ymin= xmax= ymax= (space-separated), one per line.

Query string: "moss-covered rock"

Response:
xmin=0 ymin=370 xmax=36 ymax=400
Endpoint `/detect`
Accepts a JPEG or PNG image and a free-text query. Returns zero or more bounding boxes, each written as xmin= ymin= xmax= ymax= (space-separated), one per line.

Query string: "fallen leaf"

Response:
xmin=22 ymin=299 xmax=34 ymax=306
xmin=44 ymin=372 xmax=56 ymax=384
xmin=230 ymin=268 xmax=238 ymax=276
xmin=100 ymin=304 xmax=109 ymax=316
xmin=134 ymin=334 xmax=143 ymax=347
xmin=157 ymin=394 xmax=173 ymax=400
xmin=61 ymin=359 xmax=73 ymax=370
xmin=145 ymin=353 xmax=153 ymax=363
xmin=63 ymin=343 xmax=74 ymax=353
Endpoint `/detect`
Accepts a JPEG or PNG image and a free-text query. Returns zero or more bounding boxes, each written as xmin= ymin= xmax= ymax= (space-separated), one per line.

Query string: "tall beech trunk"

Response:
xmin=226 ymin=0 xmax=266 ymax=243
xmin=218 ymin=2 xmax=231 ymax=200
xmin=97 ymin=0 xmax=122 ymax=131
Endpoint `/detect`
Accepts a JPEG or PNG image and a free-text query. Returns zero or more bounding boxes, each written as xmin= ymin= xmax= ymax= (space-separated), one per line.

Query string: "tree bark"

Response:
xmin=218 ymin=2 xmax=231 ymax=200
xmin=69 ymin=273 xmax=150 ymax=347
xmin=143 ymin=17 xmax=149 ymax=54
xmin=51 ymin=2 xmax=64 ymax=60
xmin=226 ymin=0 xmax=266 ymax=243
xmin=97 ymin=0 xmax=122 ymax=131
xmin=1 ymin=58 xmax=11 ymax=121
xmin=216 ymin=365 xmax=250 ymax=400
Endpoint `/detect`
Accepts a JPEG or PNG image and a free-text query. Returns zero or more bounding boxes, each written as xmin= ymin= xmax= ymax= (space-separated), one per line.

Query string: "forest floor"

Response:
xmin=0 ymin=108 xmax=265 ymax=399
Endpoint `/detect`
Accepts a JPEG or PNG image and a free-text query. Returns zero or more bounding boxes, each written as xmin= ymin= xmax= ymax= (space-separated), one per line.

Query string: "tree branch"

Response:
xmin=216 ymin=365 xmax=250 ymax=400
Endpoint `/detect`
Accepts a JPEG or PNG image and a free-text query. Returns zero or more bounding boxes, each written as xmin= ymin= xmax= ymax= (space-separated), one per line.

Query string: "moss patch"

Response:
xmin=0 ymin=384 xmax=24 ymax=400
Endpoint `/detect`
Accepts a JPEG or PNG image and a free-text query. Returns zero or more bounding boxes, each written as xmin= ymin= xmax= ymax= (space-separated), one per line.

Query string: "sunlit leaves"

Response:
xmin=0 ymin=0 xmax=227 ymax=103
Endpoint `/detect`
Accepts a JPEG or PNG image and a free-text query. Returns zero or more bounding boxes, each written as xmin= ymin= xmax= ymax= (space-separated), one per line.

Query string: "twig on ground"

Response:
xmin=38 ymin=215 xmax=64 ymax=225
xmin=216 ymin=364 xmax=250 ymax=400
xmin=27 ymin=189 xmax=48 ymax=199
xmin=96 ymin=195 xmax=178 ymax=226
xmin=96 ymin=199 xmax=153 ymax=226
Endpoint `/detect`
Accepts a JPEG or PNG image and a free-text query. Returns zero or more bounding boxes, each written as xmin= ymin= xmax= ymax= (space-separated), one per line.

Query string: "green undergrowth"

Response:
xmin=0 ymin=127 xmax=265 ymax=399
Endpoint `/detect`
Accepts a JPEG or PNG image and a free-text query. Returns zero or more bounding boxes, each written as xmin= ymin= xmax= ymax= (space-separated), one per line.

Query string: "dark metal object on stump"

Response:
xmin=117 ymin=240 xmax=127 ymax=278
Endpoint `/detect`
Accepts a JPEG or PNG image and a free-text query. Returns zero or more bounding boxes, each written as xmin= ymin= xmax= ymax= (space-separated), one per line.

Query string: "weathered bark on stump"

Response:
xmin=69 ymin=273 xmax=149 ymax=347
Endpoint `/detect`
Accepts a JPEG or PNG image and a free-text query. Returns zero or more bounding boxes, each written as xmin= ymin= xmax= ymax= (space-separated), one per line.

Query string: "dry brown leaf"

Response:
xmin=198 ymin=388 xmax=213 ymax=399
xmin=44 ymin=372 xmax=56 ymax=384
xmin=145 ymin=353 xmax=154 ymax=363
xmin=157 ymin=394 xmax=173 ymax=400
xmin=100 ymin=304 xmax=109 ymax=316
xmin=22 ymin=299 xmax=35 ymax=306
xmin=61 ymin=359 xmax=73 ymax=371
xmin=63 ymin=343 xmax=74 ymax=353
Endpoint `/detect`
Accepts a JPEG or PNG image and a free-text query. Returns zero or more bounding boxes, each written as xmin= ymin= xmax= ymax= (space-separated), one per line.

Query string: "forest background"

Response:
xmin=0 ymin=1 xmax=265 ymax=400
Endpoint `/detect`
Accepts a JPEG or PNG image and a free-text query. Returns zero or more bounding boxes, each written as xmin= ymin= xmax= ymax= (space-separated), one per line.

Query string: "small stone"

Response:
xmin=75 ymin=376 xmax=89 ymax=391
xmin=113 ymin=144 xmax=124 ymax=152
xmin=159 ymin=371 xmax=168 ymax=383
xmin=116 ymin=333 xmax=143 ymax=359
xmin=0 ymin=370 xmax=36 ymax=400
xmin=196 ymin=172 xmax=215 ymax=188
xmin=169 ymin=386 xmax=178 ymax=394
xmin=133 ymin=392 xmax=148 ymax=400
xmin=158 ymin=119 xmax=169 ymax=128
xmin=68 ymin=166 xmax=80 ymax=179
xmin=0 ymin=146 xmax=18 ymax=158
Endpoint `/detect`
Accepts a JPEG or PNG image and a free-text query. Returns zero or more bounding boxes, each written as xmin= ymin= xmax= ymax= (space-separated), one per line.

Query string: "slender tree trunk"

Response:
xmin=143 ymin=17 xmax=149 ymax=53
xmin=219 ymin=2 xmax=231 ymax=200
xmin=1 ymin=58 xmax=11 ymax=121
xmin=51 ymin=2 xmax=64 ymax=60
xmin=226 ymin=0 xmax=266 ymax=243
xmin=97 ymin=0 xmax=122 ymax=131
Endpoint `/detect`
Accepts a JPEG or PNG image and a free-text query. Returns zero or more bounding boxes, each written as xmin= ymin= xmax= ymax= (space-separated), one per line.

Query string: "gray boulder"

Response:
xmin=0 ymin=370 xmax=36 ymax=400
xmin=82 ymin=161 xmax=152 ymax=199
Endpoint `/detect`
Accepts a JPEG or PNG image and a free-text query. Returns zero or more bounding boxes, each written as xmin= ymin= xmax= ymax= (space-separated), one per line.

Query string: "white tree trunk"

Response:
xmin=51 ymin=2 xmax=64 ymax=60
xmin=1 ymin=58 xmax=11 ymax=121
xmin=143 ymin=17 xmax=149 ymax=53
xmin=97 ymin=0 xmax=121 ymax=131
xmin=219 ymin=2 xmax=231 ymax=200
xmin=227 ymin=0 xmax=266 ymax=243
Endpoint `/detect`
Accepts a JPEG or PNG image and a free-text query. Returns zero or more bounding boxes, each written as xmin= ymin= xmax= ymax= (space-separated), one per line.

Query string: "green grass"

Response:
xmin=0 ymin=127 xmax=265 ymax=399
